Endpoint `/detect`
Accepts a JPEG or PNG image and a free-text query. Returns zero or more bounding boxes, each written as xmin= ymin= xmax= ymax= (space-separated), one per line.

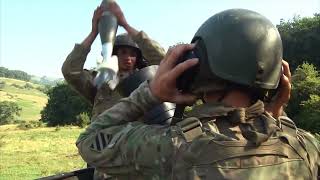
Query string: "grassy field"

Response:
xmin=0 ymin=78 xmax=86 ymax=179
xmin=0 ymin=125 xmax=86 ymax=180
xmin=0 ymin=77 xmax=47 ymax=121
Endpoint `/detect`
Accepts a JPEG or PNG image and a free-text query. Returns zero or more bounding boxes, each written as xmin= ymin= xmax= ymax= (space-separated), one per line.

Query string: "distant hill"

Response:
xmin=0 ymin=77 xmax=48 ymax=122
xmin=0 ymin=66 xmax=63 ymax=86
xmin=30 ymin=75 xmax=64 ymax=86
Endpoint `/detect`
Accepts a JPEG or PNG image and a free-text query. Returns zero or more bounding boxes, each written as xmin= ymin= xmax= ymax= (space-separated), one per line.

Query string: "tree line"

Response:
xmin=0 ymin=67 xmax=31 ymax=82
xmin=277 ymin=14 xmax=320 ymax=133
xmin=277 ymin=13 xmax=320 ymax=71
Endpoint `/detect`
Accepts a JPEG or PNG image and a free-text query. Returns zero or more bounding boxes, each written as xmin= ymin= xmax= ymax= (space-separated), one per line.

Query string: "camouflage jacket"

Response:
xmin=77 ymin=81 xmax=320 ymax=180
xmin=62 ymin=31 xmax=165 ymax=119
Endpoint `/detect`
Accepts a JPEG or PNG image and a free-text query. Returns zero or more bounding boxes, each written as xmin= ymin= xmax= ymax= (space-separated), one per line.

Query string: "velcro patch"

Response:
xmin=90 ymin=132 xmax=112 ymax=151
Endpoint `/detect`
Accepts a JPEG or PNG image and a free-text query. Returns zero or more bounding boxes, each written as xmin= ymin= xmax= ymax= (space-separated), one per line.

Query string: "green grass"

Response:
xmin=0 ymin=77 xmax=42 ymax=86
xmin=0 ymin=78 xmax=85 ymax=179
xmin=0 ymin=77 xmax=47 ymax=122
xmin=0 ymin=125 xmax=86 ymax=180
xmin=15 ymin=98 xmax=45 ymax=121
xmin=1 ymin=85 xmax=46 ymax=98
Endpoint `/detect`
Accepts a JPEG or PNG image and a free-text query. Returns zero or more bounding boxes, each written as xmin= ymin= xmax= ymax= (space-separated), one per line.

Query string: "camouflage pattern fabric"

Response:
xmin=62 ymin=31 xmax=165 ymax=119
xmin=132 ymin=31 xmax=165 ymax=65
xmin=77 ymin=81 xmax=320 ymax=180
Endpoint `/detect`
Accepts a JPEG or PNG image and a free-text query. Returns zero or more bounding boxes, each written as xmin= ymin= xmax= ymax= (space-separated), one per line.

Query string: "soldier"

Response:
xmin=62 ymin=2 xmax=165 ymax=119
xmin=107 ymin=2 xmax=166 ymax=66
xmin=62 ymin=2 xmax=166 ymax=179
xmin=76 ymin=9 xmax=319 ymax=180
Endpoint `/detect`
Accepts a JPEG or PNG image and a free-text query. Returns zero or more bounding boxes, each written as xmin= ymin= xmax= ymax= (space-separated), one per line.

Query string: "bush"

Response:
xmin=23 ymin=83 xmax=33 ymax=89
xmin=11 ymin=83 xmax=23 ymax=89
xmin=36 ymin=85 xmax=51 ymax=94
xmin=75 ymin=112 xmax=90 ymax=128
xmin=0 ymin=101 xmax=21 ymax=125
xmin=286 ymin=63 xmax=320 ymax=133
xmin=17 ymin=121 xmax=45 ymax=130
xmin=55 ymin=126 xmax=61 ymax=131
xmin=5 ymin=93 xmax=14 ymax=99
xmin=0 ymin=81 xmax=5 ymax=89
xmin=294 ymin=95 xmax=320 ymax=134
xmin=40 ymin=82 xmax=92 ymax=126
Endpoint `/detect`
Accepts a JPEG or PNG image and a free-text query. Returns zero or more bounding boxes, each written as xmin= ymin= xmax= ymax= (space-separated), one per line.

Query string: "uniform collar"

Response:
xmin=186 ymin=100 xmax=280 ymax=145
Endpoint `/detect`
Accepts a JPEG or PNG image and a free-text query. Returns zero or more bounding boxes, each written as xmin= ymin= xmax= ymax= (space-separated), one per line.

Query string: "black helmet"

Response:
xmin=112 ymin=33 xmax=148 ymax=69
xmin=116 ymin=65 xmax=175 ymax=125
xmin=190 ymin=9 xmax=283 ymax=97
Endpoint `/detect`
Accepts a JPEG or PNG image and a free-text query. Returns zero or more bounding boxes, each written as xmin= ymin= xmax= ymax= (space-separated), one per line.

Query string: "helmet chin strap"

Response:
xmin=217 ymin=90 xmax=228 ymax=102
xmin=200 ymin=92 xmax=206 ymax=104
xmin=201 ymin=88 xmax=230 ymax=104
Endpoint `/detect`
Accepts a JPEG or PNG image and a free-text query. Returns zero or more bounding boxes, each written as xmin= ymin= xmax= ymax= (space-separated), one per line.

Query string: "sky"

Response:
xmin=1 ymin=0 xmax=319 ymax=78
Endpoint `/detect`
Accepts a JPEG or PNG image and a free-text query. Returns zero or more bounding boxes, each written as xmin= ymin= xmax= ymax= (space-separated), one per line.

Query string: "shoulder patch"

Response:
xmin=90 ymin=132 xmax=112 ymax=151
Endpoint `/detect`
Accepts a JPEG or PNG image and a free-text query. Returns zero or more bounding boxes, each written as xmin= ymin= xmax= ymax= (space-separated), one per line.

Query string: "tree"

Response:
xmin=23 ymin=83 xmax=33 ymax=89
xmin=286 ymin=63 xmax=320 ymax=133
xmin=0 ymin=66 xmax=31 ymax=81
xmin=40 ymin=82 xmax=92 ymax=126
xmin=0 ymin=67 xmax=7 ymax=77
xmin=277 ymin=14 xmax=320 ymax=71
xmin=75 ymin=112 xmax=90 ymax=128
xmin=36 ymin=84 xmax=51 ymax=94
xmin=295 ymin=95 xmax=320 ymax=133
xmin=0 ymin=101 xmax=21 ymax=125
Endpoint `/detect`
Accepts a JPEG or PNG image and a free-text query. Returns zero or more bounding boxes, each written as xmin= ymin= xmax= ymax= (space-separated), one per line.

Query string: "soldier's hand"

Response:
xmin=108 ymin=1 xmax=128 ymax=28
xmin=265 ymin=60 xmax=291 ymax=118
xmin=150 ymin=44 xmax=198 ymax=104
xmin=91 ymin=6 xmax=104 ymax=36
xmin=277 ymin=60 xmax=291 ymax=104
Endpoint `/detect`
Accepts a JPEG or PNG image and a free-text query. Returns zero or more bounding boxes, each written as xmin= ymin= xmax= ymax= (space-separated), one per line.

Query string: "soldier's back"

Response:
xmin=172 ymin=104 xmax=319 ymax=180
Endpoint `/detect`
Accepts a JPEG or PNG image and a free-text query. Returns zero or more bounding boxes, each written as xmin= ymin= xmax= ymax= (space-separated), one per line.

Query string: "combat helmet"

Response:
xmin=116 ymin=65 xmax=175 ymax=125
xmin=112 ymin=33 xmax=147 ymax=69
xmin=190 ymin=9 xmax=283 ymax=100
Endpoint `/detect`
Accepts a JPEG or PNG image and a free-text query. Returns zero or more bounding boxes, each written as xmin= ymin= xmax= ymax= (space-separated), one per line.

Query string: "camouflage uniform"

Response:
xmin=77 ymin=82 xmax=320 ymax=180
xmin=62 ymin=31 xmax=165 ymax=119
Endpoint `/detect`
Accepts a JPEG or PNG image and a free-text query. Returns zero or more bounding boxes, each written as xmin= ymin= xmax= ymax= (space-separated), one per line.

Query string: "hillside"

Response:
xmin=0 ymin=77 xmax=48 ymax=121
xmin=0 ymin=78 xmax=86 ymax=179
xmin=0 ymin=125 xmax=86 ymax=179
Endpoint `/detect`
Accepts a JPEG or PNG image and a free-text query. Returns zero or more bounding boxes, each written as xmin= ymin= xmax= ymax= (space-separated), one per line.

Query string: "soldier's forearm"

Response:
xmin=88 ymin=81 xmax=161 ymax=131
xmin=123 ymin=23 xmax=139 ymax=38
xmin=132 ymin=31 xmax=166 ymax=65
xmin=62 ymin=44 xmax=91 ymax=78
xmin=62 ymin=31 xmax=94 ymax=77
xmin=122 ymin=23 xmax=166 ymax=65
xmin=61 ymin=43 xmax=96 ymax=104
xmin=81 ymin=31 xmax=98 ymax=50
xmin=76 ymin=81 xmax=178 ymax=174
xmin=77 ymin=81 xmax=161 ymax=143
